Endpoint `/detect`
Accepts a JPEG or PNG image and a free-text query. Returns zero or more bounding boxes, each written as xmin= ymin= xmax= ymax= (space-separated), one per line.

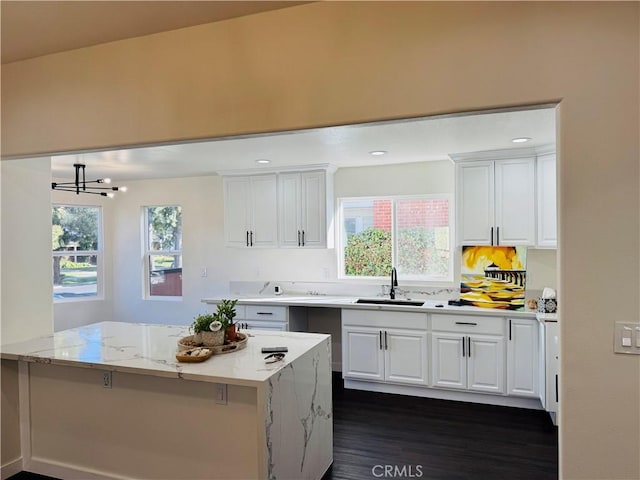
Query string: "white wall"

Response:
xmin=1 ymin=158 xmax=54 ymax=344
xmin=109 ymin=160 xmax=556 ymax=325
xmin=52 ymin=185 xmax=115 ymax=331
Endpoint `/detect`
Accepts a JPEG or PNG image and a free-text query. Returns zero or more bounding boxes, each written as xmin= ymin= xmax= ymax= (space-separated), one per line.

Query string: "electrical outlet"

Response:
xmin=215 ymin=383 xmax=227 ymax=405
xmin=102 ymin=371 xmax=112 ymax=388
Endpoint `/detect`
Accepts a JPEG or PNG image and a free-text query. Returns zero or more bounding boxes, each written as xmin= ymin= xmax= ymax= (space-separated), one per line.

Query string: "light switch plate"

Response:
xmin=614 ymin=322 xmax=640 ymax=355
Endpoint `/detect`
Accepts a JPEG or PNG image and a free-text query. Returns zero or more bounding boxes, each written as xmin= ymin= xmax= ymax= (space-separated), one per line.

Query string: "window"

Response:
xmin=144 ymin=206 xmax=183 ymax=298
xmin=339 ymin=196 xmax=452 ymax=282
xmin=52 ymin=205 xmax=102 ymax=300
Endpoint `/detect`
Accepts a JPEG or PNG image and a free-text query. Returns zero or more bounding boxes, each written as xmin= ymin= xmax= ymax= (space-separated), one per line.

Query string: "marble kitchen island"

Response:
xmin=1 ymin=321 xmax=332 ymax=480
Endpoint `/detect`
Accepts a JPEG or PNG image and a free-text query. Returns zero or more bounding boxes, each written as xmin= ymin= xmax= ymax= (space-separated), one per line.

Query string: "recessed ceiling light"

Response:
xmin=511 ymin=137 xmax=532 ymax=144
xmin=256 ymin=159 xmax=271 ymax=164
xmin=369 ymin=150 xmax=387 ymax=156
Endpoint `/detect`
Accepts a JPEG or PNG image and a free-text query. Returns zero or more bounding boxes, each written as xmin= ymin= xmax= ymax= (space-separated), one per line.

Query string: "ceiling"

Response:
xmin=1 ymin=1 xmax=309 ymax=64
xmin=51 ymin=107 xmax=557 ymax=182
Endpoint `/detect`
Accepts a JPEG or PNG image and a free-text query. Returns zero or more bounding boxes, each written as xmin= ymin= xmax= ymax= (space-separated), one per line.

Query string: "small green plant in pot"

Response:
xmin=191 ymin=313 xmax=224 ymax=346
xmin=216 ymin=299 xmax=238 ymax=342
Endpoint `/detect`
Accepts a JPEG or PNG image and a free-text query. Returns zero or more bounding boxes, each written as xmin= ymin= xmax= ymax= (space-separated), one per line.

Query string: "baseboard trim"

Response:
xmin=1 ymin=458 xmax=22 ymax=480
xmin=343 ymin=380 xmax=543 ymax=409
xmin=25 ymin=457 xmax=135 ymax=480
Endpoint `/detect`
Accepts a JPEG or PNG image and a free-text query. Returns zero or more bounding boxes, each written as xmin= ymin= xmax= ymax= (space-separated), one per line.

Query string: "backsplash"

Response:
xmin=229 ymin=280 xmax=459 ymax=301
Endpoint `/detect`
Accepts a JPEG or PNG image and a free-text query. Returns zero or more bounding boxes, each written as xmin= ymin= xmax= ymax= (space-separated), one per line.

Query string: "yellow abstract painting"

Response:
xmin=460 ymin=246 xmax=527 ymax=310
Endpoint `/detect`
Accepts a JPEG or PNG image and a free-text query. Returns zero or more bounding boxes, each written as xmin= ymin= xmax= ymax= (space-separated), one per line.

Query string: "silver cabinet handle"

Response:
xmin=462 ymin=337 xmax=466 ymax=357
xmin=384 ymin=331 xmax=388 ymax=350
xmin=496 ymin=226 xmax=500 ymax=245
xmin=256 ymin=312 xmax=273 ymax=315
xmin=297 ymin=230 xmax=301 ymax=246
xmin=302 ymin=230 xmax=305 ymax=246
xmin=468 ymin=337 xmax=471 ymax=357
xmin=379 ymin=331 xmax=383 ymax=350
xmin=455 ymin=321 xmax=477 ymax=326
xmin=246 ymin=231 xmax=249 ymax=247
xmin=491 ymin=226 xmax=494 ymax=246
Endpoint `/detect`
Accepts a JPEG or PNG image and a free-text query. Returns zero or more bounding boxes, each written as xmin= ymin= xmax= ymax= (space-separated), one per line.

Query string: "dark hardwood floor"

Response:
xmin=9 ymin=376 xmax=557 ymax=480
xmin=325 ymin=376 xmax=558 ymax=480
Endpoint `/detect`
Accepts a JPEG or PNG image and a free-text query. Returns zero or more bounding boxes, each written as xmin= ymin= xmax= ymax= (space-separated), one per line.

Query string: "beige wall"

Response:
xmin=1 ymin=2 xmax=638 ymax=478
xmin=1 ymin=361 xmax=21 ymax=471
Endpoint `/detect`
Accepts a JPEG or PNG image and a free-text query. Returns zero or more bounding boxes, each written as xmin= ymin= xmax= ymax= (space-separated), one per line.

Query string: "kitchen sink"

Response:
xmin=355 ymin=298 xmax=425 ymax=307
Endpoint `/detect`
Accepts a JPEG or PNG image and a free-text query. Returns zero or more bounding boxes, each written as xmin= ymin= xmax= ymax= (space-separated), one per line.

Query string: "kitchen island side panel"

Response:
xmin=27 ymin=363 xmax=260 ymax=479
xmin=265 ymin=337 xmax=333 ymax=480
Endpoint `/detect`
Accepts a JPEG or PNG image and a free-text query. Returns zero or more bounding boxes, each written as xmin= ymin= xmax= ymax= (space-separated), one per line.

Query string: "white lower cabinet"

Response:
xmin=431 ymin=332 xmax=505 ymax=394
xmin=342 ymin=310 xmax=428 ymax=386
xmin=507 ymin=318 xmax=539 ymax=397
xmin=430 ymin=314 xmax=505 ymax=394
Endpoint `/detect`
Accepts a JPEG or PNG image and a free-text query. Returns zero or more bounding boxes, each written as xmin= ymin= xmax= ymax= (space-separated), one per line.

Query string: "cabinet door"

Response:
xmin=223 ymin=177 xmax=252 ymax=247
xmin=342 ymin=327 xmax=384 ymax=381
xmin=300 ymin=171 xmax=326 ymax=247
xmin=431 ymin=333 xmax=466 ymax=389
xmin=456 ymin=161 xmax=494 ymax=245
xmin=384 ymin=329 xmax=428 ymax=385
xmin=467 ymin=334 xmax=505 ymax=394
xmin=278 ymin=173 xmax=302 ymax=247
xmin=249 ymin=175 xmax=278 ymax=247
xmin=536 ymin=152 xmax=557 ymax=248
xmin=507 ymin=319 xmax=539 ymax=397
xmin=494 ymin=157 xmax=536 ymax=245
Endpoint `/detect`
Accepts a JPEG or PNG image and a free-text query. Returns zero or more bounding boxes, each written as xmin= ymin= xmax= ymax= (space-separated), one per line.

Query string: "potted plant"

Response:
xmin=216 ymin=299 xmax=238 ymax=342
xmin=190 ymin=313 xmax=224 ymax=346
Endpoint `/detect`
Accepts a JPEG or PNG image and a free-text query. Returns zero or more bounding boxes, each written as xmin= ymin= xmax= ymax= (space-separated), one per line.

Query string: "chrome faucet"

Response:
xmin=390 ymin=267 xmax=398 ymax=299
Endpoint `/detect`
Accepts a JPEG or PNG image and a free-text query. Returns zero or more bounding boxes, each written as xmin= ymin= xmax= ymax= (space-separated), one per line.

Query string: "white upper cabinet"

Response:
xmin=494 ymin=158 xmax=536 ymax=245
xmin=278 ymin=170 xmax=328 ymax=248
xmin=223 ymin=175 xmax=278 ymax=248
xmin=456 ymin=161 xmax=495 ymax=245
xmin=456 ymin=155 xmax=535 ymax=246
xmin=223 ymin=167 xmax=333 ymax=248
xmin=536 ymin=152 xmax=557 ymax=248
xmin=454 ymin=148 xmax=555 ymax=248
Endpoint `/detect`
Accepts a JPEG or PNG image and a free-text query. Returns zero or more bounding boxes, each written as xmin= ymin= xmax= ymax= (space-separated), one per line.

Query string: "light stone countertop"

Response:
xmin=0 ymin=321 xmax=330 ymax=387
xmin=202 ymin=294 xmax=540 ymax=319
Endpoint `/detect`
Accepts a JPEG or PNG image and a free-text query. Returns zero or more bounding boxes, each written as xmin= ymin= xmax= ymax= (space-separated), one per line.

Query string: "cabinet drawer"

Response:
xmin=342 ymin=309 xmax=428 ymax=329
xmin=431 ymin=314 xmax=504 ymax=335
xmin=239 ymin=320 xmax=287 ymax=331
xmin=245 ymin=305 xmax=287 ymax=322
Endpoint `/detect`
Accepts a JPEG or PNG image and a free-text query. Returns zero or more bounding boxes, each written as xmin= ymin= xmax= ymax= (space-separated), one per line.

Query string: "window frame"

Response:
xmin=52 ymin=204 xmax=104 ymax=302
xmin=337 ymin=194 xmax=454 ymax=284
xmin=142 ymin=205 xmax=183 ymax=301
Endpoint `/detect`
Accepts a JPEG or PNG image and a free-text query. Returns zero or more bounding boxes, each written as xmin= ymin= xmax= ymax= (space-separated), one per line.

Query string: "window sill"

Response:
xmin=54 ymin=295 xmax=104 ymax=304
xmin=144 ymin=296 xmax=183 ymax=302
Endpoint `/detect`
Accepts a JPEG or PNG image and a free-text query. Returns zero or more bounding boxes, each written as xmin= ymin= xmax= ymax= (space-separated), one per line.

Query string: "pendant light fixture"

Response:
xmin=51 ymin=163 xmax=127 ymax=198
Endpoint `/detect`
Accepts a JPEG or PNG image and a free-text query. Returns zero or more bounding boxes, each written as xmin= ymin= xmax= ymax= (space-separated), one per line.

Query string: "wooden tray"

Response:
xmin=178 ymin=332 xmax=248 ymax=355
xmin=176 ymin=347 xmax=213 ymax=363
